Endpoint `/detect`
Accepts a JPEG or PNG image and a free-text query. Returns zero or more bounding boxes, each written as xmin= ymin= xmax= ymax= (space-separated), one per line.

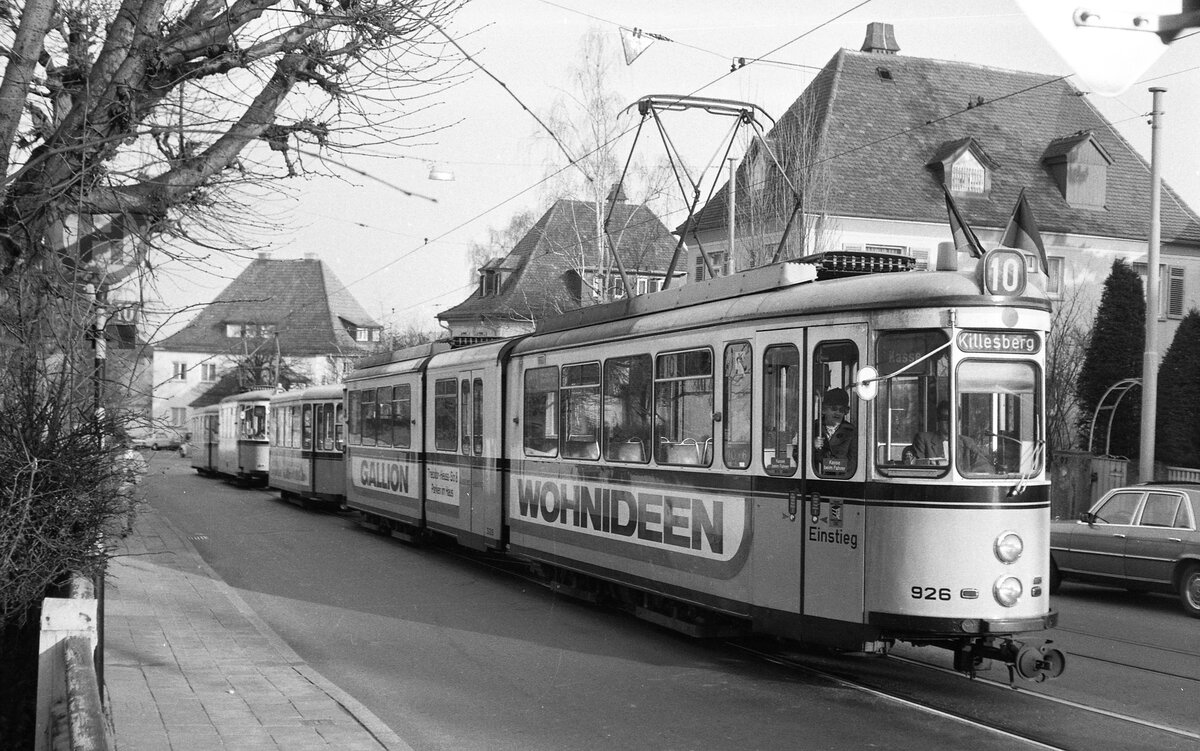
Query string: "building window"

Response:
xmin=226 ymin=323 xmax=242 ymax=338
xmin=172 ymin=362 xmax=188 ymax=381
xmin=200 ymin=363 xmax=218 ymax=381
xmin=1047 ymin=257 xmax=1063 ymax=297
xmin=1134 ymin=262 xmax=1186 ymax=319
xmin=170 ymin=408 xmax=187 ymax=427
xmin=950 ymin=151 xmax=986 ymax=194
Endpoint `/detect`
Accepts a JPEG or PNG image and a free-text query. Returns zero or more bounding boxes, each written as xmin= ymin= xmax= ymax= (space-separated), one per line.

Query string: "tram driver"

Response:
xmin=903 ymin=401 xmax=993 ymax=471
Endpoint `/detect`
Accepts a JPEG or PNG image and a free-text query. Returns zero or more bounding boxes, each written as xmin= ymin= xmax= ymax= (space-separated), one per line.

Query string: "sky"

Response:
xmin=148 ymin=0 xmax=1200 ymax=340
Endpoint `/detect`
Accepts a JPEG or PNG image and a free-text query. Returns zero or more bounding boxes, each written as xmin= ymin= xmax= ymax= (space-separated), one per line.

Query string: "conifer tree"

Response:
xmin=1155 ymin=309 xmax=1200 ymax=466
xmin=1076 ymin=259 xmax=1145 ymax=457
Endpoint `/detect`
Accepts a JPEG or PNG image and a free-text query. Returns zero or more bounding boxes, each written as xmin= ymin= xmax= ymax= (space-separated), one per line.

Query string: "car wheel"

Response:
xmin=1180 ymin=564 xmax=1200 ymax=618
xmin=1049 ymin=558 xmax=1062 ymax=595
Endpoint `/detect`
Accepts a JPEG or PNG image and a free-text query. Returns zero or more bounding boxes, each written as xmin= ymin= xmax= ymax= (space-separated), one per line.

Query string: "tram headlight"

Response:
xmin=993 ymin=576 xmax=1023 ymax=607
xmin=993 ymin=531 xmax=1024 ymax=564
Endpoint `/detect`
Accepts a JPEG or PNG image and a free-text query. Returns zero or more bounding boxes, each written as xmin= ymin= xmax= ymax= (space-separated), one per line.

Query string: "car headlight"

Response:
xmin=994 ymin=576 xmax=1022 ymax=607
xmin=994 ymin=531 xmax=1024 ymax=563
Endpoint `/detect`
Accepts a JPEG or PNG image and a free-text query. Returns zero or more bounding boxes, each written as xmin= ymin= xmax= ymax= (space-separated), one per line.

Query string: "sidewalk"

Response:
xmin=104 ymin=501 xmax=412 ymax=751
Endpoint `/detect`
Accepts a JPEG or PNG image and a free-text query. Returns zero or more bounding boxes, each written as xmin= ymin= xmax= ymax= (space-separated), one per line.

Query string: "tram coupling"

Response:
xmin=953 ymin=638 xmax=1066 ymax=683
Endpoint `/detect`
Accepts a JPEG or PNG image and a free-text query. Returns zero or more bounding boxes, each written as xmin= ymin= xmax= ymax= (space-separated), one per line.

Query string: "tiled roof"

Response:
xmin=157 ymin=258 xmax=380 ymax=356
xmin=688 ymin=47 xmax=1200 ymax=245
xmin=439 ymin=197 xmax=679 ymax=323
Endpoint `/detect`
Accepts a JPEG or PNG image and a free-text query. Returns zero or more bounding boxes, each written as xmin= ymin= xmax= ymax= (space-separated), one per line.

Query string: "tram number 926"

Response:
xmin=911 ymin=586 xmax=952 ymax=601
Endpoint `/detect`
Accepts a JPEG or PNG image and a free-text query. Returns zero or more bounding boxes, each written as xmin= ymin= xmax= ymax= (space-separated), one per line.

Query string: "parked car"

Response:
xmin=132 ymin=430 xmax=184 ymax=451
xmin=1050 ymin=483 xmax=1200 ymax=617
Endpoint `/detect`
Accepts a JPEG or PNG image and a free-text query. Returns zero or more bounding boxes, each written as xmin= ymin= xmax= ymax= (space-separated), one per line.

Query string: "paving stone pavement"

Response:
xmin=103 ymin=501 xmax=411 ymax=750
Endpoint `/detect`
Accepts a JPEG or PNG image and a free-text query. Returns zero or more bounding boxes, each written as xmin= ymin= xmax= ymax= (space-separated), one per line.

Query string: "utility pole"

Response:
xmin=1139 ymin=87 xmax=1165 ymax=482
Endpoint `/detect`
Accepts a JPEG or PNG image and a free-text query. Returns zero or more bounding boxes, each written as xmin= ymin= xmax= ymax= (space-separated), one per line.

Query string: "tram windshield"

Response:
xmin=241 ymin=404 xmax=267 ymax=440
xmin=874 ymin=331 xmax=1042 ymax=478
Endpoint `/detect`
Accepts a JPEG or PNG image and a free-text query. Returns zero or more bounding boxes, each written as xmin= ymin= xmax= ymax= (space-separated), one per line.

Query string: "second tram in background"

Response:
xmin=187 ymin=390 xmax=273 ymax=485
xmin=268 ymin=385 xmax=346 ymax=509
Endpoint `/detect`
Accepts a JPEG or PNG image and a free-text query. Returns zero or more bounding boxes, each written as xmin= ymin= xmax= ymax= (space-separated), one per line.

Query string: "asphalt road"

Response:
xmin=138 ymin=452 xmax=1198 ymax=750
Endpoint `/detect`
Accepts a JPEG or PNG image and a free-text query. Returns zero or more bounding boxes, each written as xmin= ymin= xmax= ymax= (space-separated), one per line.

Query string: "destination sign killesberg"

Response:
xmin=956 ymin=329 xmax=1041 ymax=355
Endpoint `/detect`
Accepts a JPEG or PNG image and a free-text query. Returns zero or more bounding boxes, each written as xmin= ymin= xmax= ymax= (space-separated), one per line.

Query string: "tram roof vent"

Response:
xmin=536 ymin=258 xmax=819 ymax=335
xmin=798 ymin=249 xmax=916 ymax=279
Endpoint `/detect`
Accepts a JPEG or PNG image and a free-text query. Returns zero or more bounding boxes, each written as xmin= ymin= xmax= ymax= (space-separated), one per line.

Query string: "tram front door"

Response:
xmin=801 ymin=323 xmax=868 ymax=626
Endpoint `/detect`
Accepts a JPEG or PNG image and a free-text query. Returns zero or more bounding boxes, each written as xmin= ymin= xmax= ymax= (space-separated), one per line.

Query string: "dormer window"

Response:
xmin=928 ymin=137 xmax=996 ymax=196
xmin=353 ymin=326 xmax=380 ymax=343
xmin=226 ymin=323 xmax=275 ymax=338
xmin=950 ymin=151 xmax=985 ymax=194
xmin=1043 ymin=131 xmax=1112 ymax=209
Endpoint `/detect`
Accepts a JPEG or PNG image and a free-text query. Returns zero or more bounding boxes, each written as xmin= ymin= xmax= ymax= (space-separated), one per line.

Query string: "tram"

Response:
xmin=215 ymin=389 xmax=273 ymax=484
xmin=268 ymin=384 xmax=346 ymax=508
xmin=341 ymin=247 xmax=1064 ymax=681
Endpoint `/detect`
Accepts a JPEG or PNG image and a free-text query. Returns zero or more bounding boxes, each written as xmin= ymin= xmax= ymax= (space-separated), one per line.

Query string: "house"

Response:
xmin=685 ymin=22 xmax=1200 ymax=343
xmin=150 ymin=254 xmax=381 ymax=430
xmin=437 ymin=185 xmax=685 ymax=345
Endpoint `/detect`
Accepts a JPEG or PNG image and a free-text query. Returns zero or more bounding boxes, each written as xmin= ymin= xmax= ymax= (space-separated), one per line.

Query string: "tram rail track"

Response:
xmin=731 ymin=640 xmax=1200 ymax=751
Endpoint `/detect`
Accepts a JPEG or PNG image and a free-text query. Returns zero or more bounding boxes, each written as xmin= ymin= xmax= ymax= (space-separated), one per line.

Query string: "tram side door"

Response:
xmin=802 ymin=323 xmax=868 ymax=625
xmin=459 ymin=371 xmax=486 ymax=546
xmin=749 ymin=328 xmax=807 ymax=619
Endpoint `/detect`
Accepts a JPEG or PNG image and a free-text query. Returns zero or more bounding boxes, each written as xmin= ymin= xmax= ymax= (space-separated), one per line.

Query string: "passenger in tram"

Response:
xmin=813 ymin=387 xmax=855 ymax=475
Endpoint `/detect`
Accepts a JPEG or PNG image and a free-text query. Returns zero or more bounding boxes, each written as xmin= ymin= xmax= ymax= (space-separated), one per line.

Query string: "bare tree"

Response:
xmin=731 ymin=88 xmax=834 ymax=270
xmin=1045 ymin=281 xmax=1093 ymax=455
xmin=0 ymin=0 xmax=467 ymax=279
xmin=538 ymin=26 xmax=676 ymax=300
xmin=466 ymin=208 xmax=537 ymax=282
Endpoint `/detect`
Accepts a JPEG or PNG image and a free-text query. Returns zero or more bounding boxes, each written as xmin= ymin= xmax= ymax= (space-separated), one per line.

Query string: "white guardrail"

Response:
xmin=36 ymin=574 xmax=111 ymax=751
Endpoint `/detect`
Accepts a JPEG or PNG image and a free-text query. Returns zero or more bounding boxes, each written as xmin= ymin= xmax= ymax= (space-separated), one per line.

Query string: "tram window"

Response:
xmin=523 ymin=366 xmax=559 ymax=457
xmin=302 ymin=404 xmax=313 ymax=450
xmin=811 ymin=341 xmax=858 ymax=479
xmin=393 ymin=384 xmax=411 ymax=449
xmin=347 ymin=390 xmax=361 ymax=445
xmin=723 ymin=342 xmax=753 ymax=469
xmin=956 ymin=360 xmax=1041 ymax=477
xmin=359 ymin=389 xmax=377 ymax=447
xmin=335 ymin=403 xmax=345 ymax=451
xmin=377 ymin=386 xmax=394 ymax=448
xmin=874 ymin=331 xmax=949 ymax=472
xmin=603 ymin=355 xmax=651 ymax=463
xmin=561 ymin=363 xmax=600 ymax=460
xmin=473 ymin=378 xmax=484 ymax=455
xmin=654 ymin=349 xmax=714 ymax=467
xmin=289 ymin=405 xmax=300 ymax=448
xmin=434 ymin=379 xmax=459 ymax=452
xmin=320 ymin=403 xmax=336 ymax=451
xmin=244 ymin=405 xmax=267 ymax=440
xmin=460 ymin=380 xmax=472 ymax=455
xmin=762 ymin=345 xmax=800 ymax=476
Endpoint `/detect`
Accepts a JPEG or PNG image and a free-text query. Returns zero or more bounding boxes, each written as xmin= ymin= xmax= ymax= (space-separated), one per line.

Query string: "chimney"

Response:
xmin=861 ymin=22 xmax=900 ymax=55
xmin=606 ymin=182 xmax=627 ymax=204
xmin=257 ymin=251 xmax=272 ymax=260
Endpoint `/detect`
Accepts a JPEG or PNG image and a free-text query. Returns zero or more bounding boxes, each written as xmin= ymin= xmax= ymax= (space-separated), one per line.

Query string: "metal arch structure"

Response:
xmin=1088 ymin=378 xmax=1141 ymax=456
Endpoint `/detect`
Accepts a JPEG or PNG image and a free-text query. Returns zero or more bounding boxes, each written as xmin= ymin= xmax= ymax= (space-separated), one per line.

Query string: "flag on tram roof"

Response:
xmin=942 ymin=183 xmax=985 ymax=258
xmin=1000 ymin=188 xmax=1049 ymax=274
